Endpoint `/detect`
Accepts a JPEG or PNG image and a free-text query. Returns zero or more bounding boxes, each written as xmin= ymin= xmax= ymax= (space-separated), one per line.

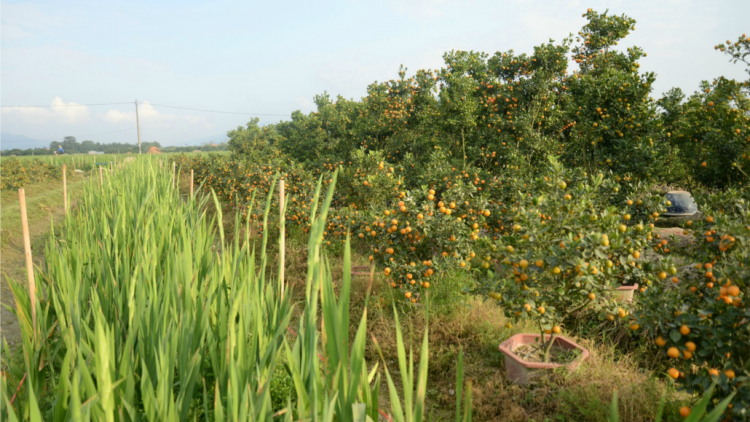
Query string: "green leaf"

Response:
xmin=608 ymin=389 xmax=619 ymax=422
xmin=669 ymin=328 xmax=682 ymax=343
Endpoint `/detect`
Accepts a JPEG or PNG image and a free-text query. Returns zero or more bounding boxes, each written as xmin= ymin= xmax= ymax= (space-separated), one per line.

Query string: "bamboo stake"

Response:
xmin=63 ymin=164 xmax=68 ymax=213
xmin=18 ymin=188 xmax=37 ymax=336
xmin=279 ymin=178 xmax=286 ymax=298
xmin=190 ymin=169 xmax=194 ymax=198
xmin=99 ymin=166 xmax=104 ymax=188
xmin=173 ymin=162 xmax=176 ymax=189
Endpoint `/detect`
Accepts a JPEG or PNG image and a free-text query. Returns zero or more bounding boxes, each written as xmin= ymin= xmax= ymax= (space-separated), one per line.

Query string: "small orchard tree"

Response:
xmin=486 ymin=40 xmax=572 ymax=169
xmin=717 ymin=33 xmax=750 ymax=83
xmin=438 ymin=51 xmax=481 ymax=169
xmin=471 ymin=156 xmax=661 ymax=362
xmin=668 ymin=35 xmax=750 ymax=189
xmin=662 ymin=34 xmax=750 ymax=189
xmin=563 ymin=9 xmax=663 ymax=181
xmin=355 ymin=177 xmax=490 ymax=303
xmin=227 ymin=117 xmax=285 ymax=162
xmin=635 ymin=188 xmax=750 ymax=418
xmin=654 ymin=88 xmax=692 ymax=185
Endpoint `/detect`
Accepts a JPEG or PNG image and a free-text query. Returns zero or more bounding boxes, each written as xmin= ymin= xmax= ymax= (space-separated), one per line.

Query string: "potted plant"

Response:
xmin=499 ymin=333 xmax=589 ymax=385
xmin=472 ymin=157 xmax=661 ymax=384
xmin=614 ymin=283 xmax=639 ymax=303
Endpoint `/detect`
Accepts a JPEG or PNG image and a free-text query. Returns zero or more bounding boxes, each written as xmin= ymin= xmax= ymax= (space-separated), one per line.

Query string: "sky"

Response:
xmin=1 ymin=0 xmax=749 ymax=150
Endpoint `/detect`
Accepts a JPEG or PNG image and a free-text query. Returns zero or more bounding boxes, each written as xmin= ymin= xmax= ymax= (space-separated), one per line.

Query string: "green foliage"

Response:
xmin=716 ymin=34 xmax=750 ymax=81
xmin=0 ymin=157 xmax=72 ymax=190
xmin=608 ymin=383 xmax=736 ymax=422
xmin=470 ymin=157 xmax=663 ymax=361
xmin=336 ymin=148 xmax=403 ymax=210
xmin=0 ymin=158 xmax=474 ymax=421
xmin=670 ymin=77 xmax=750 ymax=188
xmin=227 ymin=117 xmax=284 ymax=161
xmin=564 ymin=9 xmax=662 ymax=181
xmin=634 ymin=188 xmax=750 ymax=418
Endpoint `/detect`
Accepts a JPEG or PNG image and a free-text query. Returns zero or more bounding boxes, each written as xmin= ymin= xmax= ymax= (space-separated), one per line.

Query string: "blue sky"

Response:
xmin=2 ymin=0 xmax=749 ymax=149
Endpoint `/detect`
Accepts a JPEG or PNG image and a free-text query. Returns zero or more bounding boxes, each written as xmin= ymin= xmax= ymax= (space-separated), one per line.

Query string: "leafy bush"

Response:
xmin=470 ymin=157 xmax=664 ymax=361
xmin=0 ymin=157 xmax=71 ymax=190
xmin=635 ymin=188 xmax=750 ymax=418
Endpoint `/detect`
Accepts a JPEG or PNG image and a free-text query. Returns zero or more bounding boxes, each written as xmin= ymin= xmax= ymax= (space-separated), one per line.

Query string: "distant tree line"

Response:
xmin=1 ymin=136 xmax=228 ymax=156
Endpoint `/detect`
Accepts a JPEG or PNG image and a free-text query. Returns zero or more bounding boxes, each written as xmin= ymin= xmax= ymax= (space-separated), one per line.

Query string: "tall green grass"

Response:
xmin=1 ymin=157 xmax=471 ymax=421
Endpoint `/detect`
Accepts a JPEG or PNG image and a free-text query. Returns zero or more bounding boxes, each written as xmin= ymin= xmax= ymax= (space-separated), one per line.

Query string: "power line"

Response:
xmin=1 ymin=102 xmax=133 ymax=108
xmin=149 ymin=103 xmax=289 ymax=117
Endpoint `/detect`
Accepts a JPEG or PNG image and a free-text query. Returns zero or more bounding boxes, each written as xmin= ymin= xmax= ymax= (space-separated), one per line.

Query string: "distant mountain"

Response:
xmin=1 ymin=133 xmax=50 ymax=150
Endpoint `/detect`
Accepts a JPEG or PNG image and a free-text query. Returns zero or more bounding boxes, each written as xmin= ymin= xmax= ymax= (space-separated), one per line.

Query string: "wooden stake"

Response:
xmin=279 ymin=178 xmax=286 ymax=298
xmin=190 ymin=169 xmax=194 ymax=198
xmin=63 ymin=164 xmax=68 ymax=213
xmin=18 ymin=188 xmax=37 ymax=336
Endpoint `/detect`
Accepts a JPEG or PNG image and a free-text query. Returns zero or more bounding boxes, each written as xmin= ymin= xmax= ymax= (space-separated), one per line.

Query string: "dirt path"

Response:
xmin=1 ymin=176 xmax=87 ymax=345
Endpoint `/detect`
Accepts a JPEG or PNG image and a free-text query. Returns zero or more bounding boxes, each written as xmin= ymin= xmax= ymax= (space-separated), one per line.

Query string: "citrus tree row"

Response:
xmin=172 ymin=11 xmax=750 ymax=419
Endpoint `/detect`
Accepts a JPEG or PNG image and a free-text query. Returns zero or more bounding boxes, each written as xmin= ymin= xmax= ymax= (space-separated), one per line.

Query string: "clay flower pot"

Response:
xmin=498 ymin=333 xmax=590 ymax=385
xmin=614 ymin=283 xmax=639 ymax=303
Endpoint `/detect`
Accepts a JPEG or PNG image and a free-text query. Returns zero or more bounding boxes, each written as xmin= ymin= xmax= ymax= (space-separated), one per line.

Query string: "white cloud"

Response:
xmin=101 ymin=101 xmax=215 ymax=130
xmin=295 ymin=97 xmax=315 ymax=112
xmin=1 ymin=97 xmax=92 ymax=125
xmin=102 ymin=109 xmax=131 ymax=123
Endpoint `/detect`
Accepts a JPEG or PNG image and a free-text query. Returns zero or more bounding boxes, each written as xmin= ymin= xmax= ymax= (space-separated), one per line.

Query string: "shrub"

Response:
xmin=635 ymin=188 xmax=750 ymax=418
xmin=358 ymin=178 xmax=489 ymax=302
xmin=470 ymin=157 xmax=663 ymax=361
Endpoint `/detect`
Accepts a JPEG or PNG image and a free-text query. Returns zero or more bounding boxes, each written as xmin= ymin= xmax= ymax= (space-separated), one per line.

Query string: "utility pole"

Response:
xmin=135 ymin=100 xmax=142 ymax=154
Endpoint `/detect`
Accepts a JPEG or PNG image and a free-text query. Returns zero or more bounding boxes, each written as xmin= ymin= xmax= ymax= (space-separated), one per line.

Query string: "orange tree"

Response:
xmin=563 ymin=9 xmax=664 ymax=182
xmin=0 ymin=157 xmax=71 ymax=190
xmin=484 ymin=40 xmax=572 ymax=169
xmin=634 ymin=188 xmax=750 ymax=418
xmin=717 ymin=34 xmax=750 ymax=82
xmin=654 ymin=88 xmax=691 ymax=185
xmin=173 ymin=153 xmax=327 ymax=238
xmin=349 ymin=176 xmax=490 ymax=303
xmin=670 ymin=77 xmax=750 ymax=188
xmin=470 ymin=156 xmax=664 ymax=362
xmin=661 ymin=34 xmax=750 ymax=189
xmin=334 ymin=148 xmax=403 ymax=211
xmin=227 ymin=117 xmax=286 ymax=161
